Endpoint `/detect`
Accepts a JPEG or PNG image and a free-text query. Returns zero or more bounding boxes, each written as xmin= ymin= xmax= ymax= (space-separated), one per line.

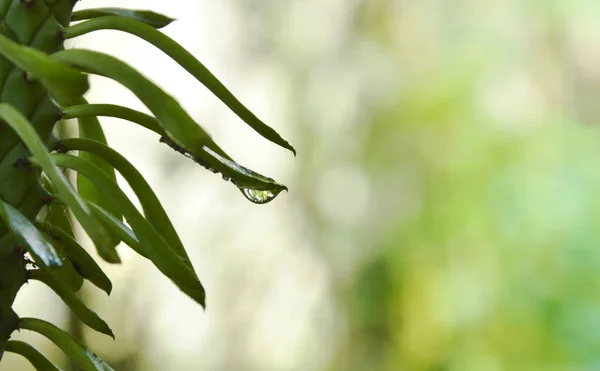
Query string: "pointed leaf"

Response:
xmin=18 ymin=317 xmax=115 ymax=371
xmin=51 ymin=50 xmax=287 ymax=199
xmin=0 ymin=103 xmax=120 ymax=263
xmin=61 ymin=138 xmax=191 ymax=266
xmin=88 ymin=202 xmax=146 ymax=259
xmin=73 ymin=98 xmax=123 ymax=249
xmin=28 ymin=269 xmax=114 ymax=338
xmin=63 ymin=16 xmax=295 ymax=154
xmin=61 ymin=103 xmax=163 ymax=134
xmin=47 ymin=153 xmax=205 ymax=306
xmin=5 ymin=340 xmax=60 ymax=371
xmin=38 ymin=222 xmax=112 ymax=295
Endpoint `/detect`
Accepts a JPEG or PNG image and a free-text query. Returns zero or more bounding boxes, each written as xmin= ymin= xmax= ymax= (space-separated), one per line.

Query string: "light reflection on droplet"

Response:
xmin=240 ymin=188 xmax=281 ymax=204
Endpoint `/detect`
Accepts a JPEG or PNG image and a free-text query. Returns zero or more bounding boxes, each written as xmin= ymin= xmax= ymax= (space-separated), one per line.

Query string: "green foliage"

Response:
xmin=0 ymin=2 xmax=292 ymax=369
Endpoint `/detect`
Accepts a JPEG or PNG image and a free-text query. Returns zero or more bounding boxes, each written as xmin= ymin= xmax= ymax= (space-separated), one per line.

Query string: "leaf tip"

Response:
xmin=103 ymin=282 xmax=113 ymax=296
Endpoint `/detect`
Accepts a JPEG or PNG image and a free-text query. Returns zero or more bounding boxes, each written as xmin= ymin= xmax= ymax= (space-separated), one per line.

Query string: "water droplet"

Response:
xmin=240 ymin=188 xmax=282 ymax=204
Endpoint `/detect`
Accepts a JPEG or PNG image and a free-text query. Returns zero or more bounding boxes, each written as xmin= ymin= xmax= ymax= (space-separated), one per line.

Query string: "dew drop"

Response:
xmin=239 ymin=188 xmax=282 ymax=204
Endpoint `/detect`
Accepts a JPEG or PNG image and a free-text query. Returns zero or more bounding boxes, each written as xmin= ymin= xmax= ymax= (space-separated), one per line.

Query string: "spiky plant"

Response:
xmin=0 ymin=1 xmax=293 ymax=369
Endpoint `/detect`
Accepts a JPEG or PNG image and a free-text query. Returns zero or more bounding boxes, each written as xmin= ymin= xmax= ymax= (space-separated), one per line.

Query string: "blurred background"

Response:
xmin=4 ymin=0 xmax=600 ymax=369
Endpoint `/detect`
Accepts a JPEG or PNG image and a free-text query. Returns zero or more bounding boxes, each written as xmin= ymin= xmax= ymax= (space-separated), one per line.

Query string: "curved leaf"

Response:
xmin=51 ymin=50 xmax=287 ymax=198
xmin=87 ymin=202 xmax=146 ymax=259
xmin=5 ymin=340 xmax=60 ymax=371
xmin=61 ymin=103 xmax=164 ymax=134
xmin=0 ymin=103 xmax=120 ymax=263
xmin=18 ymin=317 xmax=114 ymax=371
xmin=28 ymin=269 xmax=114 ymax=338
xmin=73 ymin=98 xmax=123 ymax=250
xmin=71 ymin=8 xmax=176 ymax=29
xmin=0 ymin=200 xmax=61 ymax=269
xmin=60 ymin=138 xmax=191 ymax=266
xmin=46 ymin=153 xmax=205 ymax=306
xmin=37 ymin=222 xmax=112 ymax=295
xmin=0 ymin=34 xmax=88 ymax=102
xmin=62 ymin=16 xmax=295 ymax=155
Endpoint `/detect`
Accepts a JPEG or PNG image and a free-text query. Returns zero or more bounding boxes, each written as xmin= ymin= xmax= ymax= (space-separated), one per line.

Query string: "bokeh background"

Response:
xmin=4 ymin=0 xmax=600 ymax=370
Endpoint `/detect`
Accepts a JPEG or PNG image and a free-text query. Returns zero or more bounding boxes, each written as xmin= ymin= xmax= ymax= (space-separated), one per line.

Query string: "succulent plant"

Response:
xmin=0 ymin=1 xmax=293 ymax=369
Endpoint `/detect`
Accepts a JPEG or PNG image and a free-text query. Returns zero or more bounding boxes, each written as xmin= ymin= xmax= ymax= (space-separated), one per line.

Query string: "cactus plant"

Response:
xmin=0 ymin=1 xmax=293 ymax=369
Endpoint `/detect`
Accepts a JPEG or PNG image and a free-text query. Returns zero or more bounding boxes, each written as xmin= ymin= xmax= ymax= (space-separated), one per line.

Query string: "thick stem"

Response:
xmin=0 ymin=0 xmax=76 ymax=359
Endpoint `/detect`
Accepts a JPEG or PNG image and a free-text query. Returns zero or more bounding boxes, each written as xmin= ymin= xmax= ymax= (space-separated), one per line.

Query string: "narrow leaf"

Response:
xmin=29 ymin=269 xmax=114 ymax=338
xmin=74 ymin=98 xmax=123 ymax=249
xmin=62 ymin=17 xmax=295 ymax=154
xmin=51 ymin=50 xmax=287 ymax=199
xmin=61 ymin=103 xmax=164 ymax=134
xmin=88 ymin=202 xmax=146 ymax=259
xmin=47 ymin=153 xmax=205 ymax=306
xmin=5 ymin=340 xmax=60 ymax=371
xmin=18 ymin=317 xmax=115 ymax=371
xmin=61 ymin=138 xmax=191 ymax=266
xmin=0 ymin=104 xmax=120 ymax=264
xmin=71 ymin=8 xmax=176 ymax=29
xmin=38 ymin=222 xmax=112 ymax=295
xmin=0 ymin=200 xmax=61 ymax=269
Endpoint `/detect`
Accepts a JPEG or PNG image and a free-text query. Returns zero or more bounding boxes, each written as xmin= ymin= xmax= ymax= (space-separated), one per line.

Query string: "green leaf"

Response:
xmin=62 ymin=16 xmax=295 ymax=155
xmin=61 ymin=103 xmax=164 ymax=134
xmin=71 ymin=8 xmax=176 ymax=29
xmin=18 ymin=317 xmax=115 ymax=371
xmin=0 ymin=103 xmax=120 ymax=264
xmin=37 ymin=222 xmax=112 ymax=295
xmin=28 ymin=269 xmax=114 ymax=338
xmin=5 ymin=340 xmax=60 ymax=371
xmin=0 ymin=200 xmax=61 ymax=269
xmin=47 ymin=153 xmax=205 ymax=306
xmin=0 ymin=34 xmax=88 ymax=103
xmin=61 ymin=138 xmax=192 ymax=267
xmin=87 ymin=202 xmax=146 ymax=259
xmin=73 ymin=98 xmax=123 ymax=249
xmin=51 ymin=50 xmax=287 ymax=201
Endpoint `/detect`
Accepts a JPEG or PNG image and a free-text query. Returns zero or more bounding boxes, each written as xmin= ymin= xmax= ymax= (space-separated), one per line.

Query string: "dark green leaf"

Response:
xmin=63 ymin=16 xmax=295 ymax=154
xmin=5 ymin=340 xmax=60 ymax=371
xmin=88 ymin=202 xmax=146 ymax=259
xmin=18 ymin=318 xmax=114 ymax=371
xmin=61 ymin=103 xmax=164 ymax=134
xmin=28 ymin=269 xmax=114 ymax=338
xmin=48 ymin=153 xmax=205 ymax=306
xmin=61 ymin=138 xmax=192 ymax=267
xmin=37 ymin=223 xmax=112 ymax=295
xmin=51 ymin=50 xmax=287 ymax=201
xmin=74 ymin=98 xmax=123 ymax=249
